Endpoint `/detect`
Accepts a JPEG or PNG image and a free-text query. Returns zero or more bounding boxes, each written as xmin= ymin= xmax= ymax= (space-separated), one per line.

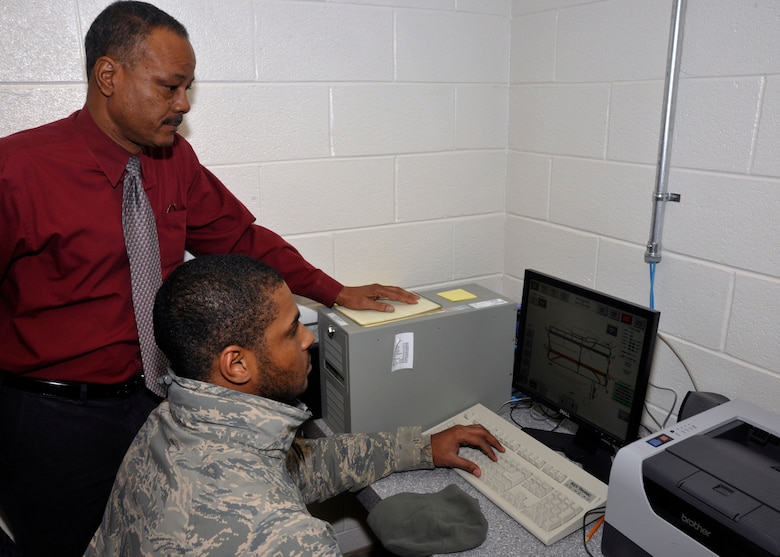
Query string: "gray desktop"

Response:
xmin=317 ymin=283 xmax=517 ymax=434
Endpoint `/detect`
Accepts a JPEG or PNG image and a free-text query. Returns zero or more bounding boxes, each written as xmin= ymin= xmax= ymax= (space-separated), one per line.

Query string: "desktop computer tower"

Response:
xmin=318 ymin=283 xmax=517 ymax=434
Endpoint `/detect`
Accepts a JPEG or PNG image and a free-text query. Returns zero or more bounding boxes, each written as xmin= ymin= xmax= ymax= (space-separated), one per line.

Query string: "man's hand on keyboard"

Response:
xmin=430 ymin=424 xmax=505 ymax=478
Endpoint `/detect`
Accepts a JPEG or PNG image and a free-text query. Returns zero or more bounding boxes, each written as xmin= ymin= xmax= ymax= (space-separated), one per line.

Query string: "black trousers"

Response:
xmin=0 ymin=386 xmax=161 ymax=557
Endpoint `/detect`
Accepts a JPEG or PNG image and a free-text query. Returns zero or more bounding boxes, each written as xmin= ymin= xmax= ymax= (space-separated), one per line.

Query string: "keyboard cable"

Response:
xmin=582 ymin=507 xmax=606 ymax=556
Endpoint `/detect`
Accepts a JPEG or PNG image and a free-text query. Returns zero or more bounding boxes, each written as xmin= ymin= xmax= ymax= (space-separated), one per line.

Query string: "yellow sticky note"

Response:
xmin=437 ymin=288 xmax=477 ymax=302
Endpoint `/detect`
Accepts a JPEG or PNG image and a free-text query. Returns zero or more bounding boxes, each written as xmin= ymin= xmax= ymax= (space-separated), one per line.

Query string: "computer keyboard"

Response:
xmin=425 ymin=403 xmax=608 ymax=546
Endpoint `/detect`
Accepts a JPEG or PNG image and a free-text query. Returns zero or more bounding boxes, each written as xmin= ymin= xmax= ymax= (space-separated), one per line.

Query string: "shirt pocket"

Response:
xmin=157 ymin=208 xmax=188 ymax=276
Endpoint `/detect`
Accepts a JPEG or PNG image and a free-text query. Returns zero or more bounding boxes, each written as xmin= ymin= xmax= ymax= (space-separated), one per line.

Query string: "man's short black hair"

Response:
xmin=153 ymin=255 xmax=285 ymax=382
xmin=84 ymin=1 xmax=189 ymax=78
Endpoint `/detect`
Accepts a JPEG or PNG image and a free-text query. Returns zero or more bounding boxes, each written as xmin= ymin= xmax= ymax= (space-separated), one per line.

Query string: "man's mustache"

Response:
xmin=164 ymin=115 xmax=183 ymax=126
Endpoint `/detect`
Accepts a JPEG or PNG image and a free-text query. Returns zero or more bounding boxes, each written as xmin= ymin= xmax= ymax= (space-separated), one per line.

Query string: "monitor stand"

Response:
xmin=522 ymin=427 xmax=614 ymax=484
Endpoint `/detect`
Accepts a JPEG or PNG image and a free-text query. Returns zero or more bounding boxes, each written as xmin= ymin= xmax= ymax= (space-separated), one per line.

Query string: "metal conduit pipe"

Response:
xmin=645 ymin=0 xmax=686 ymax=264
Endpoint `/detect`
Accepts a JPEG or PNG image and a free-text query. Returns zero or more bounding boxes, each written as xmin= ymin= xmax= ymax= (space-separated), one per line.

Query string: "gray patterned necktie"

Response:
xmin=122 ymin=156 xmax=168 ymax=397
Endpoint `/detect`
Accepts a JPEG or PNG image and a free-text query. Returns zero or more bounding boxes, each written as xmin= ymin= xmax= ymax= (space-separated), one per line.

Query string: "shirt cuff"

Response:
xmin=394 ymin=426 xmax=434 ymax=471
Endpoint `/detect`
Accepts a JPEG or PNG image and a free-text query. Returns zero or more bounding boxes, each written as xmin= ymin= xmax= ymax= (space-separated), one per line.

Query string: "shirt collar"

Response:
xmin=73 ymin=107 xmax=139 ymax=189
xmin=166 ymin=373 xmax=313 ymax=453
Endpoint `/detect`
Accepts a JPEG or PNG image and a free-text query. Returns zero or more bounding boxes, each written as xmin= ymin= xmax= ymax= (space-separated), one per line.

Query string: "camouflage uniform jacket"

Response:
xmin=85 ymin=375 xmax=434 ymax=556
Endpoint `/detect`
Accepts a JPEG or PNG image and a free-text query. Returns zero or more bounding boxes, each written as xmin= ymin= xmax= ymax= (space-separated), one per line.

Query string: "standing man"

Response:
xmin=0 ymin=2 xmax=416 ymax=556
xmin=87 ymin=254 xmax=503 ymax=556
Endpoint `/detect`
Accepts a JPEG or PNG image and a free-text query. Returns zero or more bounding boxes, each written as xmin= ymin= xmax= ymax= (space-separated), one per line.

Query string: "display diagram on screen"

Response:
xmin=513 ymin=270 xmax=660 ymax=482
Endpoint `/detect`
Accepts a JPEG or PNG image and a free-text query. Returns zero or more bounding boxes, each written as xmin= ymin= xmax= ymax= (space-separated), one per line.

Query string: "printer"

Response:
xmin=602 ymin=399 xmax=780 ymax=556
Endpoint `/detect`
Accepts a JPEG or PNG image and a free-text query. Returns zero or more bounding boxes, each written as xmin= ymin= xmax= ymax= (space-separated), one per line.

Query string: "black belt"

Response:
xmin=0 ymin=372 xmax=145 ymax=400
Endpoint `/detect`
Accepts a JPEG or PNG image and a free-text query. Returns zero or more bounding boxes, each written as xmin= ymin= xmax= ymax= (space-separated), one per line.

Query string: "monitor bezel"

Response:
xmin=512 ymin=269 xmax=660 ymax=450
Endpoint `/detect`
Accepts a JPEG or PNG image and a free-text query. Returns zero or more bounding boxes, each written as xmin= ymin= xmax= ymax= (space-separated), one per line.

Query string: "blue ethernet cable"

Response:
xmin=649 ymin=261 xmax=656 ymax=310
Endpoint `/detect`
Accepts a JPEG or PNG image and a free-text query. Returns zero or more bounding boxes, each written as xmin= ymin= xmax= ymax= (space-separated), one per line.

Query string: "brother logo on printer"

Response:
xmin=681 ymin=513 xmax=711 ymax=537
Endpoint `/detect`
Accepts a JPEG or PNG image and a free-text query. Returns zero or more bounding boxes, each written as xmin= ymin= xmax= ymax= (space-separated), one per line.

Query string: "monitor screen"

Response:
xmin=512 ymin=269 xmax=660 ymax=482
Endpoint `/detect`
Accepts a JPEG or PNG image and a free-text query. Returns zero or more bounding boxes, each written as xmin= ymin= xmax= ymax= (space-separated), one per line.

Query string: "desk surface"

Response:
xmin=352 ymin=405 xmax=608 ymax=557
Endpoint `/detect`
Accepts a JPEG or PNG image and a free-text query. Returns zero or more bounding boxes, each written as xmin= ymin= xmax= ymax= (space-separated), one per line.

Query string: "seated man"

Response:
xmin=86 ymin=254 xmax=504 ymax=556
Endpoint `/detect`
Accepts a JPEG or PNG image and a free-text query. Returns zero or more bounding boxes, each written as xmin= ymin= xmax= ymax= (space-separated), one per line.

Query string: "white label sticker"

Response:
xmin=326 ymin=312 xmax=349 ymax=327
xmin=469 ymin=298 xmax=508 ymax=309
xmin=391 ymin=332 xmax=414 ymax=372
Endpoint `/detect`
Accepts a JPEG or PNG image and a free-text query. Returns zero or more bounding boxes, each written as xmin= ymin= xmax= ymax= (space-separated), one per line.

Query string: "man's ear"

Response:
xmin=92 ymin=56 xmax=120 ymax=97
xmin=216 ymin=345 xmax=253 ymax=386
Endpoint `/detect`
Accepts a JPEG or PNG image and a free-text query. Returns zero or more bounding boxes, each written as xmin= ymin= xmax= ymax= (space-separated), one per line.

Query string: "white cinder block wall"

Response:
xmin=3 ymin=0 xmax=780 ymax=542
xmin=507 ymin=0 xmax=780 ymax=422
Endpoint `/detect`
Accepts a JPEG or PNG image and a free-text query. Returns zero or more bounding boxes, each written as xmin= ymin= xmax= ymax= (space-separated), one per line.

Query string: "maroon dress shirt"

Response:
xmin=0 ymin=108 xmax=341 ymax=383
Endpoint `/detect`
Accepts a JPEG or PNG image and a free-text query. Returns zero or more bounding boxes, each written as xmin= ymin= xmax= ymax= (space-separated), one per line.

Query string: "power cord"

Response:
xmin=644 ymin=382 xmax=678 ymax=431
xmin=581 ymin=506 xmax=606 ymax=556
xmin=656 ymin=331 xmax=700 ymax=392
xmin=640 ymin=332 xmax=700 ymax=434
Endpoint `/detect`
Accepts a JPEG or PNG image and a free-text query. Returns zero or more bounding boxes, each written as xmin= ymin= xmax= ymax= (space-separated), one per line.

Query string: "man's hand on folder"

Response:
xmin=335 ymin=284 xmax=420 ymax=313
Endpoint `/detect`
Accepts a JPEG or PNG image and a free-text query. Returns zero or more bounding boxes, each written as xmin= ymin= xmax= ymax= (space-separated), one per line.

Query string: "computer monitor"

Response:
xmin=512 ymin=270 xmax=660 ymax=483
